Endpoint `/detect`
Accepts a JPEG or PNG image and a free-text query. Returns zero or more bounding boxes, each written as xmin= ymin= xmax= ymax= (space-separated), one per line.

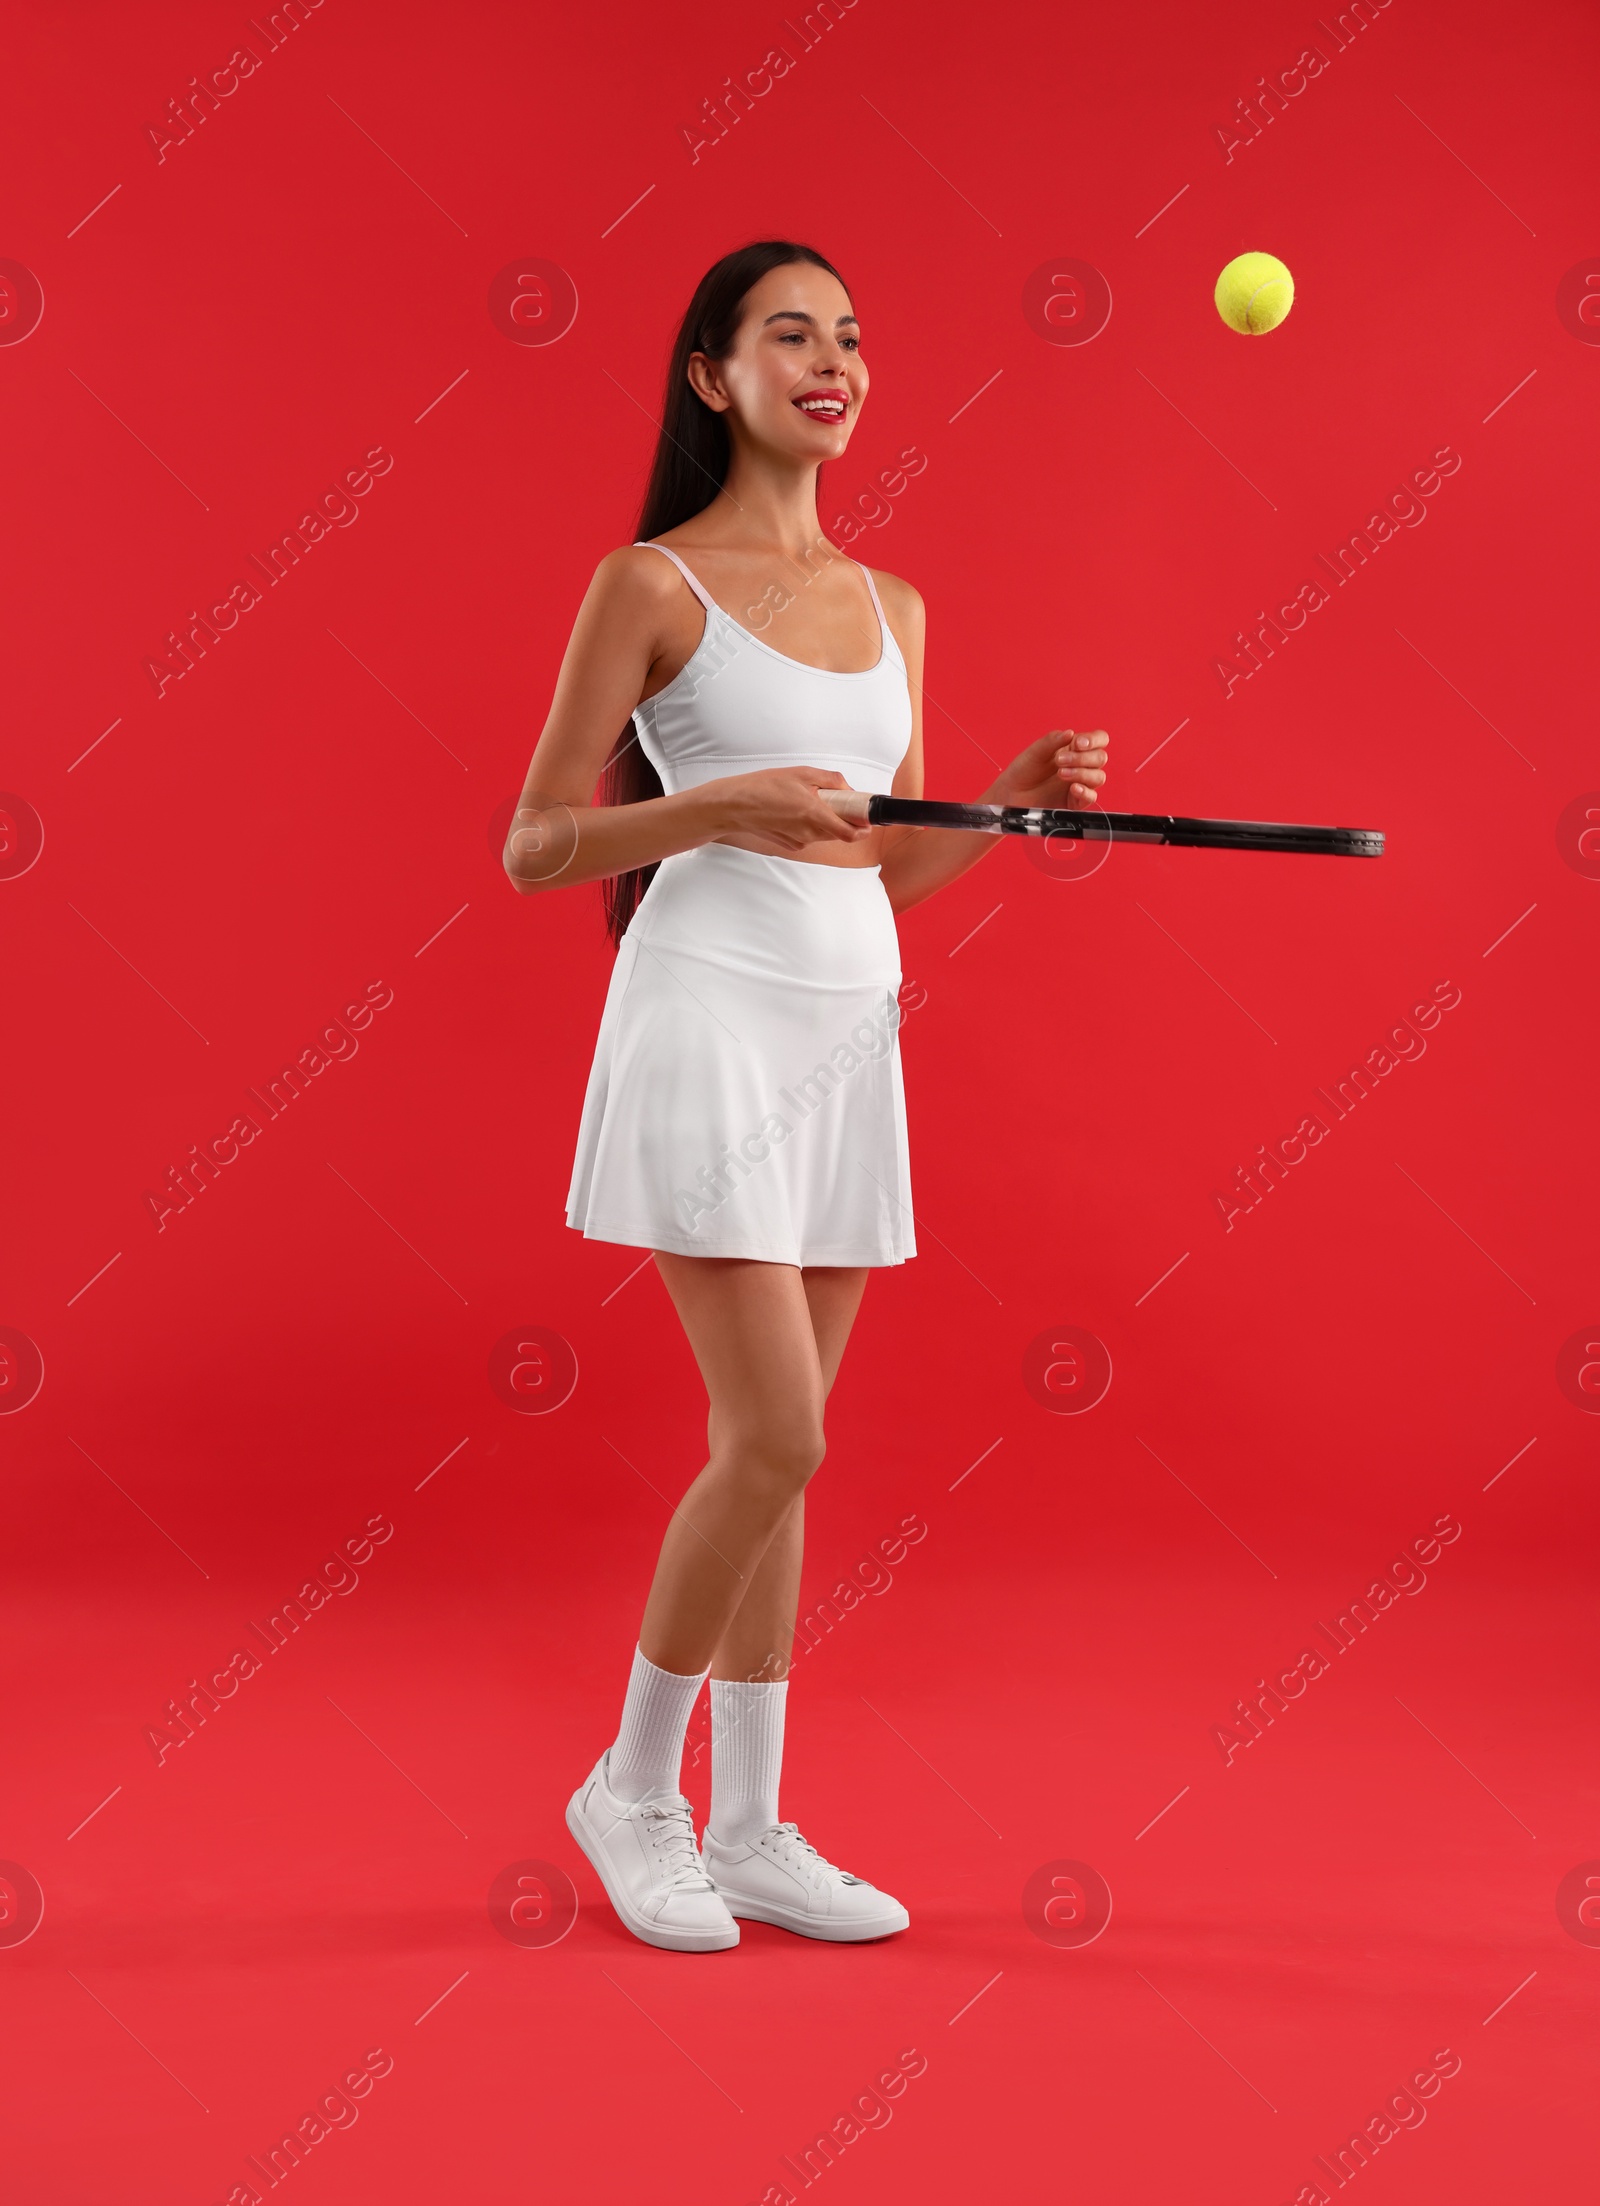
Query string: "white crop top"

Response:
xmin=629 ymin=542 xmax=913 ymax=797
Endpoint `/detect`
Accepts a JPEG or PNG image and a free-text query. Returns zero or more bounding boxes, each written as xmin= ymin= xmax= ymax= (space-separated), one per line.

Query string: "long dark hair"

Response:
xmin=600 ymin=239 xmax=851 ymax=946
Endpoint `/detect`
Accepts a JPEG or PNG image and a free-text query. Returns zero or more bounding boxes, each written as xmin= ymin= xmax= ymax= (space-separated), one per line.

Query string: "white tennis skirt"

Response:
xmin=566 ymin=843 xmax=916 ymax=1267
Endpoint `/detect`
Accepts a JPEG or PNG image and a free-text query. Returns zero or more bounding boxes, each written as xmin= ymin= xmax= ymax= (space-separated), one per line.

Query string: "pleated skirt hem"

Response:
xmin=564 ymin=1212 xmax=915 ymax=1269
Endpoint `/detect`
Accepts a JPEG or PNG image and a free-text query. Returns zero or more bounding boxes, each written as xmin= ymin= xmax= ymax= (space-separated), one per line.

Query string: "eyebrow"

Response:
xmin=761 ymin=309 xmax=860 ymax=329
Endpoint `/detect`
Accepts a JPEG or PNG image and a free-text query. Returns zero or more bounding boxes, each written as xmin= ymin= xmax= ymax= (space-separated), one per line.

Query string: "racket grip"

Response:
xmin=820 ymin=788 xmax=872 ymax=821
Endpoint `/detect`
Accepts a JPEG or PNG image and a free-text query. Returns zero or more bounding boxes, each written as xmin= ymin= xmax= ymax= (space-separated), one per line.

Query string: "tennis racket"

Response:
xmin=820 ymin=790 xmax=1383 ymax=858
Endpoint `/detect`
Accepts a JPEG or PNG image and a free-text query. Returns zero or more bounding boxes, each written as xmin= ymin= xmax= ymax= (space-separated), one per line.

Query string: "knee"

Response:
xmin=742 ymin=1422 xmax=826 ymax=1495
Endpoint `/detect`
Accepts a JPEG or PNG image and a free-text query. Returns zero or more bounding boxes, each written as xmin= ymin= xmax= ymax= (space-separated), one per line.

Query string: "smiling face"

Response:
xmin=688 ymin=259 xmax=867 ymax=461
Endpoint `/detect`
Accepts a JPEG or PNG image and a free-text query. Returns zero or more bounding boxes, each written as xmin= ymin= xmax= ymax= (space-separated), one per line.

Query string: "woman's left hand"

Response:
xmin=986 ymin=728 xmax=1110 ymax=810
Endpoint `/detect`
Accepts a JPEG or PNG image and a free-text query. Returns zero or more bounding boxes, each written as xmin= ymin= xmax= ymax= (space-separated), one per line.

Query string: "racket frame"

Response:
xmin=823 ymin=790 xmax=1383 ymax=858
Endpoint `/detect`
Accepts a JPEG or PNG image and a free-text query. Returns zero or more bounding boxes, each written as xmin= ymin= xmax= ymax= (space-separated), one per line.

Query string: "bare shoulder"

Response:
xmin=577 ymin=545 xmax=694 ymax=661
xmin=590 ymin=542 xmax=685 ymax=611
xmin=864 ymin=567 xmax=925 ymax=628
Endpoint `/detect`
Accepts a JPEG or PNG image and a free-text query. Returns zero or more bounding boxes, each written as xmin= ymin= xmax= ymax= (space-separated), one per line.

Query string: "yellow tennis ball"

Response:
xmin=1214 ymin=252 xmax=1294 ymax=334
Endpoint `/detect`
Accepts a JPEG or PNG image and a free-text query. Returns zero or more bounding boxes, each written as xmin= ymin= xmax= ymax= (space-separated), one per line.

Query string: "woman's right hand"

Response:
xmin=701 ymin=767 xmax=872 ymax=853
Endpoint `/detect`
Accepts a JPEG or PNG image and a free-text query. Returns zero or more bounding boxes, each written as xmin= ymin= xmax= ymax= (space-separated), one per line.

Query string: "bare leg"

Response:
xmin=710 ymin=1267 xmax=866 ymax=1684
xmin=639 ymin=1257 xmax=867 ymax=1679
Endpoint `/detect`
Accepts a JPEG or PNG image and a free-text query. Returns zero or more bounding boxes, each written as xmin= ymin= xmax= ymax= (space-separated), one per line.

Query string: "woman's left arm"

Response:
xmin=872 ymin=572 xmax=1110 ymax=917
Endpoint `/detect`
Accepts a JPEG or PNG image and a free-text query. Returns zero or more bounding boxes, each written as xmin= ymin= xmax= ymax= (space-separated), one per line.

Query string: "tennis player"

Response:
xmin=504 ymin=240 xmax=1109 ymax=1950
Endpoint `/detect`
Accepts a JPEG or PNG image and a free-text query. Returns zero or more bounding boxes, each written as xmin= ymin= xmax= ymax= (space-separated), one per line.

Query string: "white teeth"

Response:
xmin=798 ymin=398 xmax=844 ymax=416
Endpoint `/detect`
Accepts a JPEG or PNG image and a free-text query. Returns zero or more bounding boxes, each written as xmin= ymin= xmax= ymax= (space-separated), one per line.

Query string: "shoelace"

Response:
xmin=639 ymin=1797 xmax=716 ymax=1890
xmin=758 ymin=1822 xmax=862 ymax=1884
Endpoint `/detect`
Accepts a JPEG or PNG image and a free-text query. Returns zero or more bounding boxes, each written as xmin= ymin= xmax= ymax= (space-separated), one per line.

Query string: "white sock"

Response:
xmin=709 ymin=1677 xmax=788 ymax=1845
xmin=606 ymin=1646 xmax=708 ymax=1803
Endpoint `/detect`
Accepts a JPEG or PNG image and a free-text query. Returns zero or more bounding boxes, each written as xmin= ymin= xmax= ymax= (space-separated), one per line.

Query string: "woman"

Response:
xmin=504 ymin=240 xmax=1109 ymax=1952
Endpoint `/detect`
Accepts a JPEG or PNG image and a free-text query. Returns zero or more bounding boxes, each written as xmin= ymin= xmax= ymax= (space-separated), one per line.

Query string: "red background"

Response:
xmin=4 ymin=0 xmax=1595 ymax=2199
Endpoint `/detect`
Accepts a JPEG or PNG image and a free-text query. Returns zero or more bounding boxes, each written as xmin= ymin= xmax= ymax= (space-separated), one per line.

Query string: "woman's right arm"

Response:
xmin=502 ymin=548 xmax=865 ymax=894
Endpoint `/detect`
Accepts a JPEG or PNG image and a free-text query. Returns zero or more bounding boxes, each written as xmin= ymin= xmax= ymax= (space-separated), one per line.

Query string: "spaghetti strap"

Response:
xmin=633 ymin=540 xmax=718 ymax=615
xmin=854 ymin=561 xmax=892 ymax=653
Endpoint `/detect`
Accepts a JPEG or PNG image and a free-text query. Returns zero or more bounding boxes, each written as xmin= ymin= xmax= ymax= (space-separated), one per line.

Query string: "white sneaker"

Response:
xmin=702 ymin=1821 xmax=910 ymax=1942
xmin=566 ymin=1752 xmax=739 ymax=1952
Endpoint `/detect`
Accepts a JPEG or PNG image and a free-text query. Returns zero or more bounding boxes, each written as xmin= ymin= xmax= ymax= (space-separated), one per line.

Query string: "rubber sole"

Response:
xmin=719 ymin=1892 xmax=910 ymax=1943
xmin=565 ymin=1790 xmax=740 ymax=1953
